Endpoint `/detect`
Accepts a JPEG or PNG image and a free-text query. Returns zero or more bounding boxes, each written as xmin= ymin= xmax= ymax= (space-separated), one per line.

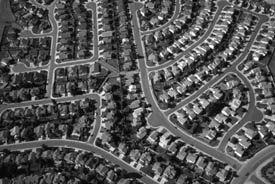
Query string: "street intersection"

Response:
xmin=0 ymin=0 xmax=274 ymax=183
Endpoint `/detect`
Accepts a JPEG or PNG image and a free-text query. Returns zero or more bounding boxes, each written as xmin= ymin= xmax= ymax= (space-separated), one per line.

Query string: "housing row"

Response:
xmin=0 ymin=146 xmax=144 ymax=184
xmin=53 ymin=62 xmax=109 ymax=97
xmin=100 ymin=126 xmax=235 ymax=184
xmin=0 ymin=27 xmax=51 ymax=67
xmin=138 ymin=0 xmax=175 ymax=31
xmin=97 ymin=0 xmax=138 ymax=71
xmin=0 ymin=70 xmax=48 ymax=104
xmin=0 ymin=98 xmax=97 ymax=144
xmin=10 ymin=0 xmax=52 ymax=34
xmin=151 ymin=9 xmax=256 ymax=109
xmin=145 ymin=0 xmax=216 ymax=66
xmin=170 ymin=74 xmax=248 ymax=146
xmin=55 ymin=0 xmax=94 ymax=63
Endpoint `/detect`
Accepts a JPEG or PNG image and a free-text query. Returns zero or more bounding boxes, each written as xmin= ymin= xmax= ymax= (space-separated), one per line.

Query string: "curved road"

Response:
xmin=147 ymin=0 xmax=230 ymax=71
xmin=0 ymin=93 xmax=101 ymax=145
xmin=140 ymin=0 xmax=180 ymax=35
xmin=0 ymin=139 xmax=158 ymax=184
xmin=232 ymin=145 xmax=275 ymax=184
xmin=0 ymin=1 xmax=272 ymax=183
xmin=164 ymin=12 xmax=268 ymax=116
xmin=217 ymin=70 xmax=263 ymax=152
xmin=129 ymin=1 xmax=247 ymax=170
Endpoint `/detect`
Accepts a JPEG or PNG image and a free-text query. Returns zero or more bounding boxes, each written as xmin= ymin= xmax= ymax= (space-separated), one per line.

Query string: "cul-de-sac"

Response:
xmin=0 ymin=0 xmax=275 ymax=183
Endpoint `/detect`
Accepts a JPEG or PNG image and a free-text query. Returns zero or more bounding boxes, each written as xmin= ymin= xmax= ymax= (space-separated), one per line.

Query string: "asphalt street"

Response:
xmin=0 ymin=93 xmax=101 ymax=144
xmin=140 ymin=0 xmax=180 ymax=35
xmin=0 ymin=140 xmax=159 ymax=184
xmin=0 ymin=0 xmax=273 ymax=183
xmin=164 ymin=13 xmax=268 ymax=116
xmin=129 ymin=0 xmax=245 ymax=170
xmin=217 ymin=70 xmax=264 ymax=152
xmin=147 ymin=0 xmax=230 ymax=71
xmin=232 ymin=145 xmax=275 ymax=184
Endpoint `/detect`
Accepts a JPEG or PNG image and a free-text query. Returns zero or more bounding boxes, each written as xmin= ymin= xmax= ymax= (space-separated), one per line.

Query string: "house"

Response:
xmin=90 ymin=62 xmax=101 ymax=76
xmin=229 ymin=99 xmax=242 ymax=111
xmin=244 ymin=61 xmax=254 ymax=71
xmin=233 ymin=144 xmax=245 ymax=158
xmin=210 ymin=87 xmax=223 ymax=100
xmin=214 ymin=113 xmax=227 ymax=124
xmin=209 ymin=119 xmax=221 ymax=131
xmin=64 ymin=152 xmax=78 ymax=164
xmin=152 ymin=162 xmax=164 ymax=176
xmin=176 ymin=174 xmax=188 ymax=184
xmin=118 ymin=143 xmax=128 ymax=155
xmin=232 ymin=88 xmax=242 ymax=99
xmin=205 ymin=162 xmax=217 ymax=176
xmin=164 ymin=68 xmax=173 ymax=80
xmin=187 ymin=75 xmax=199 ymax=84
xmin=129 ymin=149 xmax=141 ymax=162
xmin=199 ymin=98 xmax=210 ymax=109
xmin=193 ymin=103 xmax=203 ymax=115
xmin=168 ymin=141 xmax=178 ymax=154
xmin=128 ymin=84 xmax=137 ymax=93
xmin=75 ymin=152 xmax=85 ymax=166
xmin=176 ymin=85 xmax=186 ymax=95
xmin=257 ymin=125 xmax=269 ymax=138
xmin=196 ymin=156 xmax=207 ymax=170
xmin=244 ymin=127 xmax=258 ymax=140
xmin=205 ymin=129 xmax=217 ymax=141
xmin=96 ymin=164 xmax=109 ymax=176
xmin=41 ymin=150 xmax=53 ymax=159
xmin=117 ymin=179 xmax=131 ymax=184
xmin=171 ymin=65 xmax=180 ymax=76
xmin=182 ymin=79 xmax=193 ymax=88
xmin=167 ymin=88 xmax=178 ymax=98
xmin=0 ymin=178 xmax=11 ymax=184
xmin=157 ymin=126 xmax=168 ymax=134
xmin=153 ymin=72 xmax=161 ymax=83
xmin=216 ymin=168 xmax=229 ymax=182
xmin=101 ymin=131 xmax=111 ymax=145
xmin=139 ymin=152 xmax=152 ymax=166
xmin=221 ymin=106 xmax=233 ymax=117
xmin=0 ymin=130 xmax=8 ymax=143
xmin=238 ymin=135 xmax=251 ymax=149
xmin=106 ymin=170 xmax=117 ymax=182
xmin=159 ymin=132 xmax=173 ymax=148
xmin=136 ymin=127 xmax=147 ymax=139
xmin=10 ymin=126 xmax=20 ymax=137
xmin=266 ymin=121 xmax=275 ymax=135
xmin=133 ymin=107 xmax=144 ymax=118
xmin=147 ymin=130 xmax=158 ymax=144
xmin=186 ymin=152 xmax=198 ymax=164
xmin=163 ymin=165 xmax=177 ymax=180
xmin=176 ymin=113 xmax=187 ymax=125
xmin=176 ymin=146 xmax=187 ymax=160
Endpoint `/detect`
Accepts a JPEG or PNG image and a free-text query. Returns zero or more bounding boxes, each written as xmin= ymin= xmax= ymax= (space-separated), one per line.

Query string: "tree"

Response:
xmin=41 ymin=144 xmax=49 ymax=151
